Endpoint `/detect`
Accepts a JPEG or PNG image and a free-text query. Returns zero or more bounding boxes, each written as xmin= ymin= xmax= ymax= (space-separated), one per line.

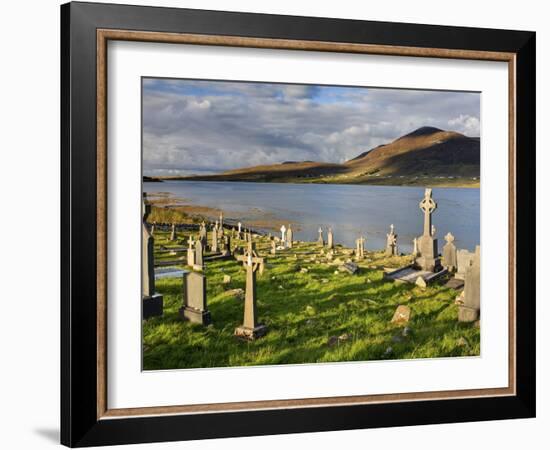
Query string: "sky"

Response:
xmin=142 ymin=78 xmax=480 ymax=177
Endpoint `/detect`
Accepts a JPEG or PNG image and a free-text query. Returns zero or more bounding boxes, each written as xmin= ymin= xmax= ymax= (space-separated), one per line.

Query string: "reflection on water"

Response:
xmin=143 ymin=181 xmax=480 ymax=253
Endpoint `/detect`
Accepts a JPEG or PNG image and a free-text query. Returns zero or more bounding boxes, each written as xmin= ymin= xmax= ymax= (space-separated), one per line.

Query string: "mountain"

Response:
xmin=175 ymin=127 xmax=480 ymax=187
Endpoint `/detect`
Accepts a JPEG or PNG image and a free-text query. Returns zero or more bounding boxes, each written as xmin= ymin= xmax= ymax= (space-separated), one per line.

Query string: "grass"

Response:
xmin=143 ymin=230 xmax=480 ymax=370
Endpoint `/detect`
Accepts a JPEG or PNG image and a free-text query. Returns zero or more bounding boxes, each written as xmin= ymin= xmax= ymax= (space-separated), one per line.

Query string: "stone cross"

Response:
xmin=327 ymin=228 xmax=334 ymax=249
xmin=211 ymin=226 xmax=218 ymax=252
xmin=169 ymin=223 xmax=176 ymax=241
xmin=419 ymin=188 xmax=437 ymax=237
xmin=386 ymin=225 xmax=398 ymax=256
xmin=142 ymin=194 xmax=163 ymax=318
xmin=287 ymin=224 xmax=293 ymax=248
xmin=238 ymin=222 xmax=242 ymax=233
xmin=280 ymin=225 xmax=287 ymax=244
xmin=442 ymin=232 xmax=458 ymax=271
xmin=187 ymin=235 xmax=196 ymax=267
xmin=234 ymin=242 xmax=267 ymax=339
xmin=318 ymin=227 xmax=324 ymax=245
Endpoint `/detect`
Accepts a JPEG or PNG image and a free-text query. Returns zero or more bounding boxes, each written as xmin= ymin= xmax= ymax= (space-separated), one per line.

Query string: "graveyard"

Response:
xmin=142 ymin=191 xmax=480 ymax=370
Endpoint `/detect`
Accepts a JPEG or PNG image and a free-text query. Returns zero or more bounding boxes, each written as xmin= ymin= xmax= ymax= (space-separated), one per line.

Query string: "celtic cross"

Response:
xmin=419 ymin=188 xmax=437 ymax=236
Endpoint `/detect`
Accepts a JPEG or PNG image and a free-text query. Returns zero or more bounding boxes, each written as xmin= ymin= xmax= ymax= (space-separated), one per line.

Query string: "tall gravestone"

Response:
xmin=187 ymin=236 xmax=196 ymax=267
xmin=211 ymin=227 xmax=218 ymax=252
xmin=179 ymin=272 xmax=211 ymax=325
xmin=318 ymin=227 xmax=324 ymax=246
xmin=194 ymin=238 xmax=204 ymax=270
xmin=327 ymin=228 xmax=334 ymax=250
xmin=458 ymin=245 xmax=480 ymax=322
xmin=234 ymin=242 xmax=267 ymax=340
xmin=142 ymin=195 xmax=163 ymax=319
xmin=455 ymin=249 xmax=474 ymax=280
xmin=442 ymin=232 xmax=458 ymax=271
xmin=356 ymin=236 xmax=366 ymax=260
xmin=169 ymin=223 xmax=176 ymax=241
xmin=287 ymin=225 xmax=293 ymax=248
xmin=385 ymin=224 xmax=398 ymax=256
xmin=415 ymin=189 xmax=442 ymax=271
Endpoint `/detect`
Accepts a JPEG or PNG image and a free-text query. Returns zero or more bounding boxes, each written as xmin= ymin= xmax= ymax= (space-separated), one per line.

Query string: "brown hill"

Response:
xmin=175 ymin=127 xmax=480 ymax=186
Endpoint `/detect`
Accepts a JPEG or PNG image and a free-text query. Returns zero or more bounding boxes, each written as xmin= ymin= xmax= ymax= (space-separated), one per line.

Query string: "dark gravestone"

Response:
xmin=142 ymin=195 xmax=163 ymax=319
xmin=180 ymin=272 xmax=211 ymax=325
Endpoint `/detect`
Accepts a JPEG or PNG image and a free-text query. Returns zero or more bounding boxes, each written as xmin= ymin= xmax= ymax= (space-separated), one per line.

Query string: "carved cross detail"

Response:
xmin=419 ymin=188 xmax=437 ymax=236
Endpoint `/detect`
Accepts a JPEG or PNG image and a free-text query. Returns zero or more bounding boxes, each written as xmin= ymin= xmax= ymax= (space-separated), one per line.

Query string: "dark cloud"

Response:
xmin=143 ymin=79 xmax=480 ymax=176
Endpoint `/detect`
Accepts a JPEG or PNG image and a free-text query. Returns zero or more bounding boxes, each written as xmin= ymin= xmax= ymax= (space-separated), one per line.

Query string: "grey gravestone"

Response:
xmin=199 ymin=221 xmax=207 ymax=246
xmin=356 ymin=236 xmax=366 ymax=260
xmin=442 ymin=232 xmax=458 ymax=271
xmin=327 ymin=228 xmax=334 ymax=250
xmin=211 ymin=227 xmax=218 ymax=252
xmin=179 ymin=272 xmax=211 ymax=325
xmin=456 ymin=249 xmax=474 ymax=280
xmin=412 ymin=237 xmax=419 ymax=257
xmin=234 ymin=242 xmax=267 ymax=340
xmin=385 ymin=224 xmax=399 ymax=256
xmin=458 ymin=245 xmax=480 ymax=322
xmin=169 ymin=223 xmax=176 ymax=241
xmin=187 ymin=236 xmax=196 ymax=267
xmin=338 ymin=262 xmax=359 ymax=274
xmin=287 ymin=225 xmax=293 ymax=248
xmin=142 ymin=195 xmax=163 ymax=319
xmin=414 ymin=189 xmax=442 ymax=271
xmin=194 ymin=239 xmax=204 ymax=269
xmin=318 ymin=227 xmax=324 ymax=246
xmin=271 ymin=240 xmax=276 ymax=255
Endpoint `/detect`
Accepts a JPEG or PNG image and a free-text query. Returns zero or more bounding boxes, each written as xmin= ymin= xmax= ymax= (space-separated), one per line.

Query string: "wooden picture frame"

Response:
xmin=61 ymin=1 xmax=535 ymax=447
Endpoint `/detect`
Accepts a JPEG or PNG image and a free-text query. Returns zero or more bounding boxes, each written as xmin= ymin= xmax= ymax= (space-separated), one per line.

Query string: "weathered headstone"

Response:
xmin=318 ymin=227 xmax=324 ymax=246
xmin=414 ymin=189 xmax=442 ymax=271
xmin=234 ymin=242 xmax=267 ymax=340
xmin=338 ymin=262 xmax=359 ymax=274
xmin=412 ymin=237 xmax=419 ymax=257
xmin=187 ymin=236 xmax=196 ymax=267
xmin=385 ymin=224 xmax=398 ymax=256
xmin=271 ymin=239 xmax=276 ymax=255
xmin=179 ymin=272 xmax=211 ymax=325
xmin=169 ymin=223 xmax=176 ymax=241
xmin=287 ymin=225 xmax=293 ymax=248
xmin=356 ymin=236 xmax=366 ymax=260
xmin=458 ymin=245 xmax=480 ymax=322
xmin=222 ymin=235 xmax=232 ymax=256
xmin=455 ymin=249 xmax=474 ymax=280
xmin=442 ymin=232 xmax=458 ymax=271
xmin=199 ymin=221 xmax=207 ymax=245
xmin=211 ymin=227 xmax=218 ymax=252
xmin=327 ymin=228 xmax=334 ymax=250
xmin=142 ymin=195 xmax=163 ymax=319
xmin=219 ymin=212 xmax=224 ymax=228
xmin=194 ymin=239 xmax=204 ymax=269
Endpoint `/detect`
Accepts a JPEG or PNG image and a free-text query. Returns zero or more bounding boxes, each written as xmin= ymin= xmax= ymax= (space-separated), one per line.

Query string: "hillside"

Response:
xmin=167 ymin=126 xmax=480 ymax=187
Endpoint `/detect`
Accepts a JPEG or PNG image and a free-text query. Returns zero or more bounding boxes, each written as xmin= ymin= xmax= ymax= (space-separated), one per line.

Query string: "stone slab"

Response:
xmin=154 ymin=267 xmax=188 ymax=279
xmin=384 ymin=265 xmax=447 ymax=284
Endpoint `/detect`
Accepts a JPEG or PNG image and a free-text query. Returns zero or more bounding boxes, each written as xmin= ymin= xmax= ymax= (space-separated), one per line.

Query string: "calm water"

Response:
xmin=144 ymin=181 xmax=480 ymax=253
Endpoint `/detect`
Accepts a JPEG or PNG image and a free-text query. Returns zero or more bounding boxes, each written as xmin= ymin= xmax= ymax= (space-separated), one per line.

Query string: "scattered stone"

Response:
xmin=415 ymin=276 xmax=427 ymax=288
xmin=334 ymin=270 xmax=339 ymax=275
xmin=321 ymin=278 xmax=329 ymax=284
xmin=391 ymin=305 xmax=411 ymax=324
xmin=338 ymin=262 xmax=359 ymax=275
xmin=278 ymin=285 xmax=284 ymax=290
xmin=366 ymin=278 xmax=372 ymax=283
xmin=338 ymin=333 xmax=351 ymax=342
xmin=384 ymin=346 xmax=393 ymax=357
xmin=305 ymin=305 xmax=317 ymax=316
xmin=300 ymin=267 xmax=309 ymax=273
xmin=402 ymin=326 xmax=412 ymax=337
xmin=223 ymin=275 xmax=232 ymax=284
xmin=456 ymin=337 xmax=470 ymax=348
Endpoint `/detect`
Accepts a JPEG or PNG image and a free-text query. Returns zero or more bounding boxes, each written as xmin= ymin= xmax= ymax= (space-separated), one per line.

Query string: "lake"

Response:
xmin=143 ymin=181 xmax=480 ymax=253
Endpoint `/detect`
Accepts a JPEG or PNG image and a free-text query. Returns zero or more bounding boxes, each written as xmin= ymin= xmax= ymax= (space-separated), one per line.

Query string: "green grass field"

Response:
xmin=143 ymin=229 xmax=480 ymax=370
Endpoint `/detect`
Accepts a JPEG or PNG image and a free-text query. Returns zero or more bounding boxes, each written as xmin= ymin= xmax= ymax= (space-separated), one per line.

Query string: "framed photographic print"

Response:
xmin=61 ymin=1 xmax=536 ymax=447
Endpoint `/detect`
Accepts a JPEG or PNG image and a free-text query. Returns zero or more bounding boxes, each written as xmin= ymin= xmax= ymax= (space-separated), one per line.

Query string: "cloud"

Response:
xmin=142 ymin=79 xmax=480 ymax=176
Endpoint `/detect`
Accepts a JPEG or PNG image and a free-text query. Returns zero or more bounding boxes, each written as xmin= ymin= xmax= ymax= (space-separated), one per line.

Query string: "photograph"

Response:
xmin=141 ymin=77 xmax=481 ymax=370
